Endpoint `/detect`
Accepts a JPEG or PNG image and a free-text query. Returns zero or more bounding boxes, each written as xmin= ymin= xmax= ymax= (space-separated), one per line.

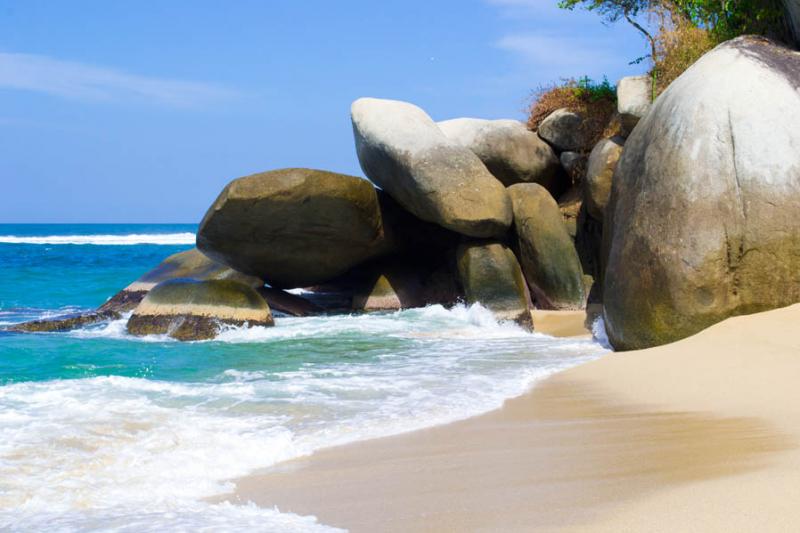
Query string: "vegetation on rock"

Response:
xmin=527 ymin=77 xmax=619 ymax=155
xmin=558 ymin=0 xmax=793 ymax=98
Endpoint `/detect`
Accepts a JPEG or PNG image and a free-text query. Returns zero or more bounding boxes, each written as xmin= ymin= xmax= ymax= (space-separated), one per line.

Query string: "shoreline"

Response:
xmin=220 ymin=304 xmax=800 ymax=531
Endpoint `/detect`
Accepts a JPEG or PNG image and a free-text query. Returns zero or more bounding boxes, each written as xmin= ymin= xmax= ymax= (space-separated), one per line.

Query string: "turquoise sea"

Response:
xmin=0 ymin=224 xmax=608 ymax=531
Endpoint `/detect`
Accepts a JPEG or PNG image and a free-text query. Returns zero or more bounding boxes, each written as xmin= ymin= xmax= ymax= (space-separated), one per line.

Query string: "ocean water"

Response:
xmin=0 ymin=224 xmax=609 ymax=532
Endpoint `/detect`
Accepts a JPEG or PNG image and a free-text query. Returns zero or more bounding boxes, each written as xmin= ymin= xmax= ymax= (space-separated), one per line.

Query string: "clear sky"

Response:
xmin=0 ymin=0 xmax=650 ymax=223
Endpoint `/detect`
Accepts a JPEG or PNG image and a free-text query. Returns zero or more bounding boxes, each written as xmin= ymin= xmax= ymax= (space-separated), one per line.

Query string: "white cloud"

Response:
xmin=495 ymin=33 xmax=619 ymax=71
xmin=0 ymin=52 xmax=239 ymax=107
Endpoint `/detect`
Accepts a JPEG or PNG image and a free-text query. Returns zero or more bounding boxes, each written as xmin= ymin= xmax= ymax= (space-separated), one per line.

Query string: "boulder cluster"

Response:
xmin=11 ymin=36 xmax=800 ymax=349
xmin=14 ymin=88 xmax=616 ymax=340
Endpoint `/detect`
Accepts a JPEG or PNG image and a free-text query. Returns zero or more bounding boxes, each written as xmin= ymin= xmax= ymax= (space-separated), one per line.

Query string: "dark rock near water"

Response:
xmin=350 ymin=255 xmax=462 ymax=312
xmin=438 ymin=118 xmax=562 ymax=193
xmin=99 ymin=248 xmax=263 ymax=315
xmin=257 ymin=287 xmax=324 ymax=317
xmin=197 ymin=168 xmax=391 ymax=289
xmin=8 ymin=311 xmax=116 ymax=333
xmin=127 ymin=279 xmax=273 ymax=341
xmin=508 ymin=184 xmax=586 ymax=310
xmin=10 ymin=248 xmax=262 ymax=333
xmin=351 ymin=97 xmax=512 ymax=238
xmin=604 ymin=37 xmax=800 ymax=350
xmin=575 ymin=204 xmax=604 ymax=303
xmin=456 ymin=241 xmax=531 ymax=327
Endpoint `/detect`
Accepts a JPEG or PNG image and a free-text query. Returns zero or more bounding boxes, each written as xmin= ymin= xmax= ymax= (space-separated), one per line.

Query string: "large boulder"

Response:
xmin=197 ymin=168 xmax=392 ymax=289
xmin=537 ymin=108 xmax=587 ymax=152
xmin=603 ymin=37 xmax=800 ymax=350
xmin=508 ymin=184 xmax=586 ymax=310
xmin=99 ymin=248 xmax=262 ymax=315
xmin=456 ymin=242 xmax=531 ymax=327
xmin=437 ymin=118 xmax=562 ymax=192
xmin=351 ymin=98 xmax=512 ymax=238
xmin=617 ymin=75 xmax=652 ymax=133
xmin=127 ymin=279 xmax=273 ymax=341
xmin=584 ymin=137 xmax=624 ymax=221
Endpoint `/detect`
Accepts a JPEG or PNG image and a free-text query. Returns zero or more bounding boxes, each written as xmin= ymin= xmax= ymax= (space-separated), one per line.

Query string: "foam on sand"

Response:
xmin=226 ymin=304 xmax=800 ymax=531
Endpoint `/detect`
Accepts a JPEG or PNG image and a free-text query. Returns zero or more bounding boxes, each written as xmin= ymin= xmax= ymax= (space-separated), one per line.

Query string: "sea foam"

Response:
xmin=0 ymin=303 xmax=608 ymax=530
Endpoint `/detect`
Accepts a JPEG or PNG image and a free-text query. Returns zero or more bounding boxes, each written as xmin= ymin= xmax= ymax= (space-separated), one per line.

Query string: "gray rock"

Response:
xmin=438 ymin=118 xmax=562 ymax=192
xmin=351 ymin=98 xmax=512 ymax=238
xmin=603 ymin=37 xmax=800 ymax=350
xmin=617 ymin=75 xmax=652 ymax=134
xmin=557 ymin=186 xmax=582 ymax=239
xmin=127 ymin=279 xmax=274 ymax=341
xmin=786 ymin=0 xmax=800 ymax=48
xmin=456 ymin=242 xmax=532 ymax=327
xmin=508 ymin=184 xmax=586 ymax=310
xmin=584 ymin=137 xmax=624 ymax=220
xmin=350 ymin=256 xmax=461 ymax=312
xmin=559 ymin=151 xmax=585 ymax=181
xmin=537 ymin=108 xmax=585 ymax=152
xmin=197 ymin=168 xmax=393 ymax=289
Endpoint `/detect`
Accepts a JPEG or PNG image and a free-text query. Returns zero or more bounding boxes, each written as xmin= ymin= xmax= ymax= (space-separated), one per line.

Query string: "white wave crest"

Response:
xmin=2 ymin=302 xmax=610 ymax=529
xmin=0 ymin=233 xmax=195 ymax=245
xmin=591 ymin=315 xmax=612 ymax=350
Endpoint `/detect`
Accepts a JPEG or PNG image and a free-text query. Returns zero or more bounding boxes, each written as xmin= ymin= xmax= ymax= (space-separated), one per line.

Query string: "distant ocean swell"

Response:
xmin=0 ymin=232 xmax=196 ymax=245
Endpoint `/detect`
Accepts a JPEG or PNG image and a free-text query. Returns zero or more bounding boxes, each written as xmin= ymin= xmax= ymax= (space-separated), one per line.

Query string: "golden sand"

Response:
xmin=220 ymin=304 xmax=800 ymax=531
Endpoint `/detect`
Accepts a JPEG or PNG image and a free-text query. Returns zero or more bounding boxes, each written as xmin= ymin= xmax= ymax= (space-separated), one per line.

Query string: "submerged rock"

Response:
xmin=584 ymin=136 xmax=624 ymax=221
xmin=127 ymin=279 xmax=273 ymax=341
xmin=508 ymin=184 xmax=586 ymax=310
xmin=438 ymin=118 xmax=562 ymax=192
xmin=604 ymin=37 xmax=800 ymax=350
xmin=8 ymin=311 xmax=116 ymax=333
xmin=456 ymin=242 xmax=532 ymax=327
xmin=9 ymin=248 xmax=261 ymax=333
xmin=351 ymin=97 xmax=512 ymax=238
xmin=198 ymin=168 xmax=391 ymax=289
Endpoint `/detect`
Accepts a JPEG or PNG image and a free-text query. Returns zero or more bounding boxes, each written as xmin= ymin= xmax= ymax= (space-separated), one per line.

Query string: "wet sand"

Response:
xmin=222 ymin=304 xmax=800 ymax=531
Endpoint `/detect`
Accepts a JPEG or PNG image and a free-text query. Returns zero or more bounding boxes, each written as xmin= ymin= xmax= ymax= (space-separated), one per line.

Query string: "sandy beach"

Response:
xmin=223 ymin=304 xmax=800 ymax=531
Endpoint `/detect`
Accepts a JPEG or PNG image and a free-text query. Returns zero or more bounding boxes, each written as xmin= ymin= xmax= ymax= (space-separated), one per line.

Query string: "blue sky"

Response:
xmin=0 ymin=0 xmax=650 ymax=223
